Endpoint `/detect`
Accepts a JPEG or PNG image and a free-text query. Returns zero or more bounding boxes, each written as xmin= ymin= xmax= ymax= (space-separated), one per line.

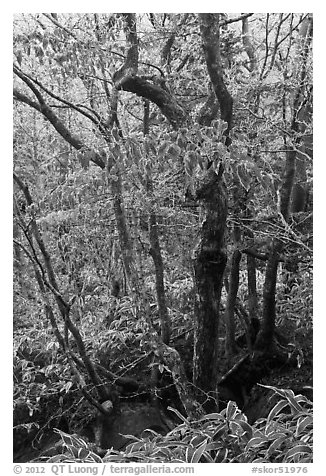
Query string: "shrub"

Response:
xmin=44 ymin=385 xmax=312 ymax=463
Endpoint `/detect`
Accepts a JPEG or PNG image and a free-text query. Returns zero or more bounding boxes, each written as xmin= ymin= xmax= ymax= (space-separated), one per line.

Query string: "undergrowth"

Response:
xmin=43 ymin=385 xmax=312 ymax=464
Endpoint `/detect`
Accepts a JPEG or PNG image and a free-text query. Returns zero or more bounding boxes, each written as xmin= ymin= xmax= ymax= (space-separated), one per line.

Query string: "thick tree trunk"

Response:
xmin=192 ymin=168 xmax=227 ymax=408
xmin=191 ymin=14 xmax=232 ymax=406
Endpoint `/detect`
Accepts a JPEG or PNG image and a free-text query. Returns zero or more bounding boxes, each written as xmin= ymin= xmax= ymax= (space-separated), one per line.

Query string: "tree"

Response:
xmin=13 ymin=13 xmax=312 ymax=438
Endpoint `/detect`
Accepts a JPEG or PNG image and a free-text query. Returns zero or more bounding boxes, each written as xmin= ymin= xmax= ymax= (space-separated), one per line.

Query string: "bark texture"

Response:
xmin=192 ymin=168 xmax=228 ymax=407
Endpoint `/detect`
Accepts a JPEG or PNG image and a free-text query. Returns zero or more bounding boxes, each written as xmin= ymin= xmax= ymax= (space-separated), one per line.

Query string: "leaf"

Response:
xmin=295 ymin=415 xmax=313 ymax=437
xmin=88 ymin=452 xmax=103 ymax=463
xmin=200 ymin=412 xmax=225 ymax=422
xmin=190 ymin=434 xmax=206 ymax=447
xmin=211 ymin=119 xmax=228 ymax=138
xmin=61 ymin=432 xmax=73 ymax=447
xmin=191 ymin=439 xmax=208 ymax=463
xmin=157 ymin=141 xmax=169 ymax=158
xmin=212 ymin=425 xmax=228 ymax=439
xmin=166 ymin=143 xmax=181 ymax=159
xmin=71 ymin=435 xmax=85 ymax=447
xmin=214 ymin=447 xmax=228 ymax=463
xmin=225 ymin=400 xmax=238 ymax=420
xmin=266 ymin=435 xmax=287 ymax=457
xmin=78 ymin=150 xmax=98 ymax=169
xmin=43 ymin=37 xmax=49 ymax=50
xmin=229 ymin=420 xmax=245 ymax=436
xmin=47 ymin=454 xmax=65 ymax=462
xmin=77 ymin=447 xmax=90 ymax=459
xmin=16 ymin=50 xmax=23 ymax=65
xmin=185 ymin=444 xmax=195 ymax=463
xmin=236 ymin=163 xmax=251 ymax=191
xmin=239 ymin=420 xmax=253 ymax=438
xmin=260 ymin=385 xmax=304 ymax=413
xmin=246 ymin=436 xmax=268 ymax=450
xmin=144 ymin=140 xmax=151 ymax=156
xmin=35 ymin=46 xmax=45 ymax=58
xmin=205 ymin=441 xmax=224 ymax=452
xmin=167 ymin=406 xmax=189 ymax=423
xmin=214 ymin=141 xmax=227 ymax=158
xmin=78 ymin=151 xmax=89 ymax=169
xmin=184 ymin=151 xmax=198 ymax=177
xmin=285 ymin=444 xmax=312 ymax=461
xmin=70 ymin=445 xmax=79 ymax=458
xmin=62 ymin=381 xmax=73 ymax=393
xmin=267 ymin=400 xmax=289 ymax=423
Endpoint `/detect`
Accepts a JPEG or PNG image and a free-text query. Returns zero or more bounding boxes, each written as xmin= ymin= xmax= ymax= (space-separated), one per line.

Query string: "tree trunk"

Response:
xmin=242 ymin=16 xmax=257 ymax=71
xmin=224 ymin=179 xmax=243 ymax=360
xmin=247 ymin=253 xmax=258 ymax=320
xmin=224 ymin=249 xmax=242 ymax=359
xmin=148 ymin=210 xmax=171 ymax=344
xmin=170 ymin=14 xmax=234 ymax=408
xmin=255 ymin=239 xmax=282 ymax=351
xmin=192 ymin=167 xmax=227 ymax=408
xmin=109 ymin=167 xmax=140 ymax=296
xmin=143 ymin=100 xmax=171 ymax=344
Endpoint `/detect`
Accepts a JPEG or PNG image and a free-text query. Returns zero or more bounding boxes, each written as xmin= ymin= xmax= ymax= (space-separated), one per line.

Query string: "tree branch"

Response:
xmin=15 ymin=65 xmax=103 ymax=126
xmin=14 ymin=173 xmax=109 ymax=401
xmin=111 ymin=13 xmax=187 ymax=129
xmin=114 ymin=75 xmax=187 ymax=129
xmin=114 ymin=13 xmax=139 ymax=80
xmin=13 ymin=88 xmax=41 ymax=112
xmin=198 ymin=14 xmax=233 ymax=143
xmin=242 ymin=16 xmax=256 ymax=72
xmin=13 ymin=68 xmax=106 ymax=169
xmin=222 ymin=13 xmax=253 ymax=26
xmin=42 ymin=13 xmax=78 ymax=39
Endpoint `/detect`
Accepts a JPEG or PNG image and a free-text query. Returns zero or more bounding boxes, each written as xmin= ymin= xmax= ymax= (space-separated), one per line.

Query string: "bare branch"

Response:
xmin=222 ymin=13 xmax=253 ymax=26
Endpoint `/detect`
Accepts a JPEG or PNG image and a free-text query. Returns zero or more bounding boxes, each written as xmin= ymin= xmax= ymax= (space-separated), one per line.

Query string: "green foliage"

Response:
xmin=13 ymin=13 xmax=313 ymax=461
xmin=46 ymin=430 xmax=103 ymax=463
xmin=43 ymin=386 xmax=312 ymax=463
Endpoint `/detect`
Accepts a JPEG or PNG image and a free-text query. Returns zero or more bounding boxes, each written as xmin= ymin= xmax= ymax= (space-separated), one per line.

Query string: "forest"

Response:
xmin=13 ymin=13 xmax=313 ymax=464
